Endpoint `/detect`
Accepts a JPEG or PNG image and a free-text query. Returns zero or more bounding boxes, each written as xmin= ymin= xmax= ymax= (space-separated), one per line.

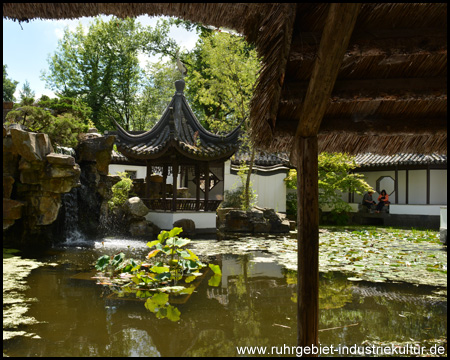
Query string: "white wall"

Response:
xmin=352 ymin=169 xmax=447 ymax=206
xmin=430 ymin=170 xmax=447 ymax=205
xmin=109 ymin=164 xmax=147 ymax=179
xmin=390 ymin=205 xmax=442 ymax=216
xmin=145 ymin=211 xmax=216 ymax=230
xmin=109 ymin=164 xmax=173 ymax=183
xmin=224 ymin=160 xmax=287 ymax=212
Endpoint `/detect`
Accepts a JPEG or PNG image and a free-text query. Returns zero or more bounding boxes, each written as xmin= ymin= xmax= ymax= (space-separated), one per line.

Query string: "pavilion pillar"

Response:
xmin=172 ymin=163 xmax=178 ymax=212
xmin=296 ymin=136 xmax=319 ymax=349
xmin=145 ymin=162 xmax=152 ymax=200
xmin=204 ymin=163 xmax=210 ymax=211
xmin=162 ymin=165 xmax=168 ymax=211
xmin=195 ymin=164 xmax=200 ymax=211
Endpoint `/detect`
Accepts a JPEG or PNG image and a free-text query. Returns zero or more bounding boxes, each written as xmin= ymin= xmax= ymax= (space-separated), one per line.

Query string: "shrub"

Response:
xmin=108 ymin=172 xmax=133 ymax=210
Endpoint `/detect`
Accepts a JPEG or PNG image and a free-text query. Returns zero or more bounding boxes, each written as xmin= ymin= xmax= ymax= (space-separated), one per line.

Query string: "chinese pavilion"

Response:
xmin=113 ymin=79 xmax=240 ymax=225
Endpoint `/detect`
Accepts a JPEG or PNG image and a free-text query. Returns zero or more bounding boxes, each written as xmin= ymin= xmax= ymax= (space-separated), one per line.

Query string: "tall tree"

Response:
xmin=41 ymin=17 xmax=179 ymax=131
xmin=135 ymin=61 xmax=182 ymax=130
xmin=184 ymin=31 xmax=260 ymax=209
xmin=19 ymin=80 xmax=35 ymax=101
xmin=3 ymin=65 xmax=19 ymax=102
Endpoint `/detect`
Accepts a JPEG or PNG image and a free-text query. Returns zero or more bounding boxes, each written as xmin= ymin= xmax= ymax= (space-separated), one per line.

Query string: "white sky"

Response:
xmin=3 ymin=15 xmax=199 ymax=100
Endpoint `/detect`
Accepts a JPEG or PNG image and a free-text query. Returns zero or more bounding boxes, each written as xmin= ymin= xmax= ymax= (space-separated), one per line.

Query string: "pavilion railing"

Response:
xmin=142 ymin=198 xmax=222 ymax=212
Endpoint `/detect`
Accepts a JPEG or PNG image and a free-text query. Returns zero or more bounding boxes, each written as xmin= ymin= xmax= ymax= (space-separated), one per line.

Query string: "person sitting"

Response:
xmin=375 ymin=189 xmax=390 ymax=213
xmin=362 ymin=191 xmax=376 ymax=211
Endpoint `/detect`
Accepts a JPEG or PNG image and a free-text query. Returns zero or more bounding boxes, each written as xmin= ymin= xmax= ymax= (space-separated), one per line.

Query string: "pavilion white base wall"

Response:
xmin=145 ymin=211 xmax=217 ymax=232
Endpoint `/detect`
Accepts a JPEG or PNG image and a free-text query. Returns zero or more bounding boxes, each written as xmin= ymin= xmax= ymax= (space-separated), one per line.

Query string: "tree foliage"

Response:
xmin=19 ymin=80 xmax=35 ymax=101
xmin=185 ymin=31 xmax=259 ymax=135
xmin=41 ymin=17 xmax=180 ymax=132
xmin=285 ymin=152 xmax=373 ymax=213
xmin=5 ymin=96 xmax=91 ymax=148
xmin=3 ymin=65 xmax=19 ymax=102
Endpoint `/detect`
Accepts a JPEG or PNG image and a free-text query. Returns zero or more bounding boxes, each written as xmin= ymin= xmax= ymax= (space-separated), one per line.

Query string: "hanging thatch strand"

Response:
xmin=3 ymin=3 xmax=447 ymax=155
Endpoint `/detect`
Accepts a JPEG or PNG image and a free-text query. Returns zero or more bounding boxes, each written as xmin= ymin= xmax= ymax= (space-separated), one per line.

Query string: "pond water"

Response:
xmin=3 ymin=236 xmax=447 ymax=357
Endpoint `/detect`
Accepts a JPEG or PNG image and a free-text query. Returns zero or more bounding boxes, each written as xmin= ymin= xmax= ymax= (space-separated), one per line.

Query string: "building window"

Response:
xmin=125 ymin=170 xmax=137 ymax=180
xmin=193 ymin=171 xmax=220 ymax=192
xmin=376 ymin=176 xmax=395 ymax=196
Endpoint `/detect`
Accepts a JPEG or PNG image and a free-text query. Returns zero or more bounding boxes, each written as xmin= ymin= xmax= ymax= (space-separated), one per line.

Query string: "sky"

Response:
xmin=3 ymin=15 xmax=199 ymax=100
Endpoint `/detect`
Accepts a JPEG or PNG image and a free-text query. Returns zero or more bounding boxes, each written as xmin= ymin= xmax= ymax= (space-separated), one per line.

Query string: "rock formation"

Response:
xmin=3 ymin=125 xmax=81 ymax=246
xmin=217 ymin=207 xmax=291 ymax=234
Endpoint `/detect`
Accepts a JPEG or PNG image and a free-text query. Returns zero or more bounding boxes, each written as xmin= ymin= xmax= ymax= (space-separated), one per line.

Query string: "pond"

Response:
xmin=3 ymin=233 xmax=447 ymax=357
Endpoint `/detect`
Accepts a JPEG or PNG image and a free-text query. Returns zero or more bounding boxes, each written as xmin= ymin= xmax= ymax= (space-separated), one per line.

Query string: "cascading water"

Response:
xmin=61 ymin=187 xmax=86 ymax=244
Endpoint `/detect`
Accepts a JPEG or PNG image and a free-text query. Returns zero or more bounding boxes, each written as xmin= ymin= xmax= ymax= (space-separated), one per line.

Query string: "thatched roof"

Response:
xmin=4 ymin=3 xmax=447 ymax=156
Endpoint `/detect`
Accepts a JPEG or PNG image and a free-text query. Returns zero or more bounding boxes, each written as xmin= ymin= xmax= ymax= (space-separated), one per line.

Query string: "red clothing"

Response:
xmin=378 ymin=193 xmax=389 ymax=203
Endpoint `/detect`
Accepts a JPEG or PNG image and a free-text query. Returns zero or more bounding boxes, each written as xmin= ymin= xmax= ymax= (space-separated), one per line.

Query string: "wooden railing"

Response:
xmin=142 ymin=198 xmax=222 ymax=212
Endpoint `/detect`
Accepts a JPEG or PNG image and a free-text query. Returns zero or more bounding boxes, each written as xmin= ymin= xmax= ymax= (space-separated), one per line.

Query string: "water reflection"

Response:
xmin=3 ymin=239 xmax=447 ymax=357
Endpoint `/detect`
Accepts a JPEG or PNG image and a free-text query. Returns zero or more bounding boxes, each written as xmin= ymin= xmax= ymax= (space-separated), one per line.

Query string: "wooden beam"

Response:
xmin=290 ymin=27 xmax=447 ymax=48
xmin=283 ymin=77 xmax=447 ymax=99
xmin=276 ymin=116 xmax=447 ymax=136
xmin=296 ymin=136 xmax=319 ymax=349
xmin=295 ymin=3 xmax=361 ymax=138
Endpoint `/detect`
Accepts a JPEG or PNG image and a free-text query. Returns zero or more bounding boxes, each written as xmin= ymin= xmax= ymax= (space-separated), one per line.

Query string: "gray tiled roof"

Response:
xmin=113 ymin=80 xmax=240 ymax=161
xmin=231 ymin=151 xmax=290 ymax=167
xmin=355 ymin=153 xmax=447 ymax=167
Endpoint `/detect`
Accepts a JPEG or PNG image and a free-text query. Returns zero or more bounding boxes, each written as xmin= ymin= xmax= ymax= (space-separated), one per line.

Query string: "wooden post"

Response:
xmin=162 ymin=165 xmax=168 ymax=211
xmin=172 ymin=163 xmax=178 ymax=212
xmin=204 ymin=163 xmax=210 ymax=211
xmin=146 ymin=162 xmax=152 ymax=201
xmin=195 ymin=164 xmax=200 ymax=211
xmin=394 ymin=165 xmax=399 ymax=204
xmin=426 ymin=165 xmax=430 ymax=205
xmin=296 ymin=136 xmax=319 ymax=350
xmin=405 ymin=169 xmax=409 ymax=204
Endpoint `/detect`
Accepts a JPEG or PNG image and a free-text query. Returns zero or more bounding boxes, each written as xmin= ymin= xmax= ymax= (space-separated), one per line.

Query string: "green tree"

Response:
xmin=183 ymin=30 xmax=260 ymax=210
xmin=185 ymin=31 xmax=259 ymax=133
xmin=3 ymin=65 xmax=19 ymax=102
xmin=134 ymin=60 xmax=182 ymax=130
xmin=19 ymin=80 xmax=35 ymax=101
xmin=41 ymin=17 xmax=179 ymax=132
xmin=285 ymin=152 xmax=373 ymax=215
xmin=5 ymin=96 xmax=90 ymax=148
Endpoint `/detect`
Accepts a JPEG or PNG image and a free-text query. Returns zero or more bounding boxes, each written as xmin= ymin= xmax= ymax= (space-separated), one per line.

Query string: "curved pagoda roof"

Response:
xmin=114 ymin=80 xmax=241 ymax=163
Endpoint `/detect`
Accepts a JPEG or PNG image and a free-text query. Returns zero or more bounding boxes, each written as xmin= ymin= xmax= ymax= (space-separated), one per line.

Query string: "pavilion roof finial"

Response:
xmin=175 ymin=79 xmax=185 ymax=93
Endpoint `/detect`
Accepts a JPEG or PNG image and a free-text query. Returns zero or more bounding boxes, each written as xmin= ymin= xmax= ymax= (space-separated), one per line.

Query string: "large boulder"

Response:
xmin=225 ymin=210 xmax=253 ymax=233
xmin=219 ymin=207 xmax=290 ymax=234
xmin=123 ymin=197 xmax=150 ymax=218
xmin=10 ymin=128 xmax=53 ymax=162
xmin=3 ymin=175 xmax=15 ymax=199
xmin=129 ymin=219 xmax=154 ymax=238
xmin=3 ymin=198 xmax=25 ymax=230
xmin=173 ymin=218 xmax=196 ymax=237
xmin=75 ymin=135 xmax=115 ymax=175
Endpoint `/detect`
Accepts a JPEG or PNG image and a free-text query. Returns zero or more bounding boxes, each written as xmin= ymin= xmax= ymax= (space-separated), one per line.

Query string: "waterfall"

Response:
xmin=61 ymin=187 xmax=86 ymax=244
